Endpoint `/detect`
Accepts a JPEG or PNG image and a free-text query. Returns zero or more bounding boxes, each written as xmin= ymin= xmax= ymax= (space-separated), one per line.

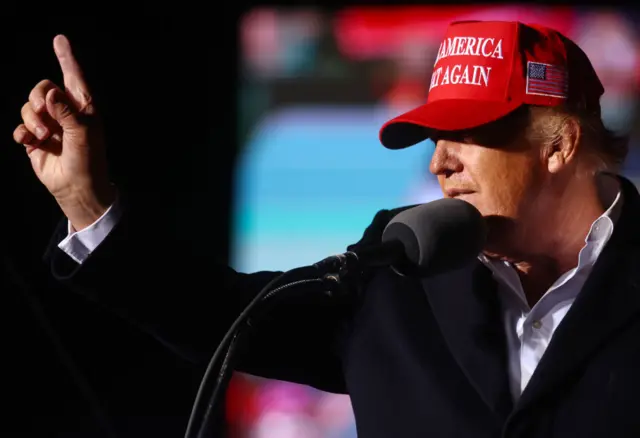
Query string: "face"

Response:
xmin=429 ymin=106 xmax=550 ymax=254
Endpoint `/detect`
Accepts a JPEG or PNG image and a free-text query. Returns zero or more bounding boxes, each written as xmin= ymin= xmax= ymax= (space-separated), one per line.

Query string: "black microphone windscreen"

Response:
xmin=381 ymin=198 xmax=486 ymax=276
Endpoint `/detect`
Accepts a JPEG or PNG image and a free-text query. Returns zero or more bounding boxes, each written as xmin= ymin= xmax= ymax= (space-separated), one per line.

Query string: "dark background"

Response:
xmin=0 ymin=15 xmax=236 ymax=437
xmin=1 ymin=4 xmax=638 ymax=438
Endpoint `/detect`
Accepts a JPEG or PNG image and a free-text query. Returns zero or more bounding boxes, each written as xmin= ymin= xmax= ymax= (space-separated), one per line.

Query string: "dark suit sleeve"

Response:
xmin=44 ymin=199 xmax=404 ymax=393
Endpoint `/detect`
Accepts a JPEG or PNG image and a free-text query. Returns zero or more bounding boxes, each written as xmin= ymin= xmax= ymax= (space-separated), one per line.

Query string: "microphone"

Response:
xmin=185 ymin=198 xmax=486 ymax=438
xmin=314 ymin=197 xmax=487 ymax=278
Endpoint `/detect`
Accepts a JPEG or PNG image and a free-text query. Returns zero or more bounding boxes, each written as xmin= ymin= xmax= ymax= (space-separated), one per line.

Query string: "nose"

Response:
xmin=429 ymin=139 xmax=463 ymax=177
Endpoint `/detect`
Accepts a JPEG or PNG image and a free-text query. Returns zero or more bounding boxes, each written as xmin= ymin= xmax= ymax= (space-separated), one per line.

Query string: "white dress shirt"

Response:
xmin=479 ymin=174 xmax=623 ymax=401
xmin=57 ymin=175 xmax=623 ymax=402
xmin=57 ymin=197 xmax=122 ymax=264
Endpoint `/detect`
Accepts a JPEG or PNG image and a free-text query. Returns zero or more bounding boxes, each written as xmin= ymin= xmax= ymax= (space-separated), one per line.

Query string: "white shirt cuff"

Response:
xmin=57 ymin=197 xmax=122 ymax=264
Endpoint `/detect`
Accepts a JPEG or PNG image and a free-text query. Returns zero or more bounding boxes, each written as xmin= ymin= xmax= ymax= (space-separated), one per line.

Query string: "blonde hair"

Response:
xmin=526 ymin=105 xmax=629 ymax=174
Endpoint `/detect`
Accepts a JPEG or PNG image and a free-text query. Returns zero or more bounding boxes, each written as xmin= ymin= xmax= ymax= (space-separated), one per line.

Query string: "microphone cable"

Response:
xmin=184 ymin=266 xmax=328 ymax=438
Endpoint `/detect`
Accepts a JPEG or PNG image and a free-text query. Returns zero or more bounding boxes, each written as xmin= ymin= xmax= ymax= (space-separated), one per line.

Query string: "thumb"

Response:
xmin=45 ymin=88 xmax=82 ymax=131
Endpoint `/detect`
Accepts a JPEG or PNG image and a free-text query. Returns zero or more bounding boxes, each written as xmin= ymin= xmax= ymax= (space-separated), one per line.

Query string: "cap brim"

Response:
xmin=379 ymin=98 xmax=523 ymax=149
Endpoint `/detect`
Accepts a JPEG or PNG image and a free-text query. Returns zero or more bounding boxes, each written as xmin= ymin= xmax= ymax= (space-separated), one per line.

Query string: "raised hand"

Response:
xmin=14 ymin=35 xmax=115 ymax=231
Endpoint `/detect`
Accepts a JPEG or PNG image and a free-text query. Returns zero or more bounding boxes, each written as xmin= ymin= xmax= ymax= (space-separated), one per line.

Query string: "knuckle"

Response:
xmin=13 ymin=125 xmax=32 ymax=144
xmin=20 ymin=102 xmax=33 ymax=120
xmin=36 ymin=78 xmax=53 ymax=87
xmin=36 ymin=78 xmax=55 ymax=91
xmin=58 ymin=102 xmax=73 ymax=119
xmin=12 ymin=125 xmax=23 ymax=142
xmin=21 ymin=105 xmax=40 ymax=128
xmin=81 ymin=102 xmax=96 ymax=117
xmin=78 ymin=92 xmax=96 ymax=115
xmin=30 ymin=79 xmax=55 ymax=101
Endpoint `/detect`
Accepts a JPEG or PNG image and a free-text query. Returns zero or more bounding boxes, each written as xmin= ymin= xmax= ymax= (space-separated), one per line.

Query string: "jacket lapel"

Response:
xmin=511 ymin=176 xmax=640 ymax=415
xmin=422 ymin=260 xmax=514 ymax=422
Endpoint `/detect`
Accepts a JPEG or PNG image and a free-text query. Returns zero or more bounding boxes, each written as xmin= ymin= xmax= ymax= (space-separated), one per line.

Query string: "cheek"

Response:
xmin=468 ymin=150 xmax=540 ymax=217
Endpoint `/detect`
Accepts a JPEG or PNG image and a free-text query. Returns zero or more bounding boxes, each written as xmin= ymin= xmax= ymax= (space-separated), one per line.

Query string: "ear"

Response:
xmin=546 ymin=118 xmax=581 ymax=174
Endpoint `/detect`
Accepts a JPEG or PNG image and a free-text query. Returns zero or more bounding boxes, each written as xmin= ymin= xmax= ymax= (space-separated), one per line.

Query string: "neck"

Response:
xmin=486 ymin=173 xmax=615 ymax=305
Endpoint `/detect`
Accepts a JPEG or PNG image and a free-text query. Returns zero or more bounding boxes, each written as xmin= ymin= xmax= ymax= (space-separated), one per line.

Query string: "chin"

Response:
xmin=454 ymin=193 xmax=475 ymax=203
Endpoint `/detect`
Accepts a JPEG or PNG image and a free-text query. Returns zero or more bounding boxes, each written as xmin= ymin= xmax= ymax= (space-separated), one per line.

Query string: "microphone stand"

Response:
xmin=184 ymin=260 xmax=356 ymax=438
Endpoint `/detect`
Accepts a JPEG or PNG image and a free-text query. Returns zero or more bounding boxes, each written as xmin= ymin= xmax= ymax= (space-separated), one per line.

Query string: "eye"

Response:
xmin=434 ymin=130 xmax=468 ymax=144
xmin=461 ymin=134 xmax=475 ymax=144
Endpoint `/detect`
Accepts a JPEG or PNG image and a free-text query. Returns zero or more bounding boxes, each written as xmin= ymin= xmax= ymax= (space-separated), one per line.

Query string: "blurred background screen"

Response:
xmin=229 ymin=5 xmax=640 ymax=437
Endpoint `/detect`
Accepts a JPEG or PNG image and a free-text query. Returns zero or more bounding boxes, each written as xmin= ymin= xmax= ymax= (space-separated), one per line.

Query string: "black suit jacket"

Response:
xmin=0 ymin=243 xmax=201 ymax=438
xmin=45 ymin=176 xmax=640 ymax=437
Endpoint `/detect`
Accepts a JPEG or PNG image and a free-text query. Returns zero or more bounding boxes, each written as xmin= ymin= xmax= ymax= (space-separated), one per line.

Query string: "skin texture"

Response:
xmin=14 ymin=36 xmax=612 ymax=306
xmin=13 ymin=35 xmax=114 ymax=231
xmin=429 ymin=106 xmax=612 ymax=305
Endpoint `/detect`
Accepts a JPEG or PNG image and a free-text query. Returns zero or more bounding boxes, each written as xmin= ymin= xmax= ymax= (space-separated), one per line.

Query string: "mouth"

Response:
xmin=444 ymin=189 xmax=475 ymax=198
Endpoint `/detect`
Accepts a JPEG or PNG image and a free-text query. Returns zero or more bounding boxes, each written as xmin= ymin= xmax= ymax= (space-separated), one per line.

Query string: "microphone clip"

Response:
xmin=318 ymin=251 xmax=362 ymax=298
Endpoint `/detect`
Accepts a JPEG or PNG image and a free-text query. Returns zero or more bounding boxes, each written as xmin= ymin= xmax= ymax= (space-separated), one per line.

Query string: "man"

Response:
xmin=14 ymin=20 xmax=640 ymax=437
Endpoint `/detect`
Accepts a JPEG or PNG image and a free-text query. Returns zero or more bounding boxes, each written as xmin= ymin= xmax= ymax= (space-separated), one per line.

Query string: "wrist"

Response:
xmin=57 ymin=182 xmax=117 ymax=231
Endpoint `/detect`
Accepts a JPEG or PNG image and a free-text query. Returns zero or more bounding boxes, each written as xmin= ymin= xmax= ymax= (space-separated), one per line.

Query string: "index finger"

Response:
xmin=53 ymin=34 xmax=92 ymax=110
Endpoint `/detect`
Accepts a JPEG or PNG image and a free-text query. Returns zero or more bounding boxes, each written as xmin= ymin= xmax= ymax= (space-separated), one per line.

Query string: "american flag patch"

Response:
xmin=525 ymin=61 xmax=568 ymax=98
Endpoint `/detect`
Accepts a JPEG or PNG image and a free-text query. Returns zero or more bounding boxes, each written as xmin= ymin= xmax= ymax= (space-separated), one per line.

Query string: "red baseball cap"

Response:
xmin=379 ymin=20 xmax=605 ymax=149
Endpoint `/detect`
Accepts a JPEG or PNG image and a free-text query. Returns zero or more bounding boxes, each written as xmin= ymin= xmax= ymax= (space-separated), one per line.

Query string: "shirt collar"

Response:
xmin=478 ymin=173 xmax=623 ymax=267
xmin=585 ymin=172 xmax=622 ymax=244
